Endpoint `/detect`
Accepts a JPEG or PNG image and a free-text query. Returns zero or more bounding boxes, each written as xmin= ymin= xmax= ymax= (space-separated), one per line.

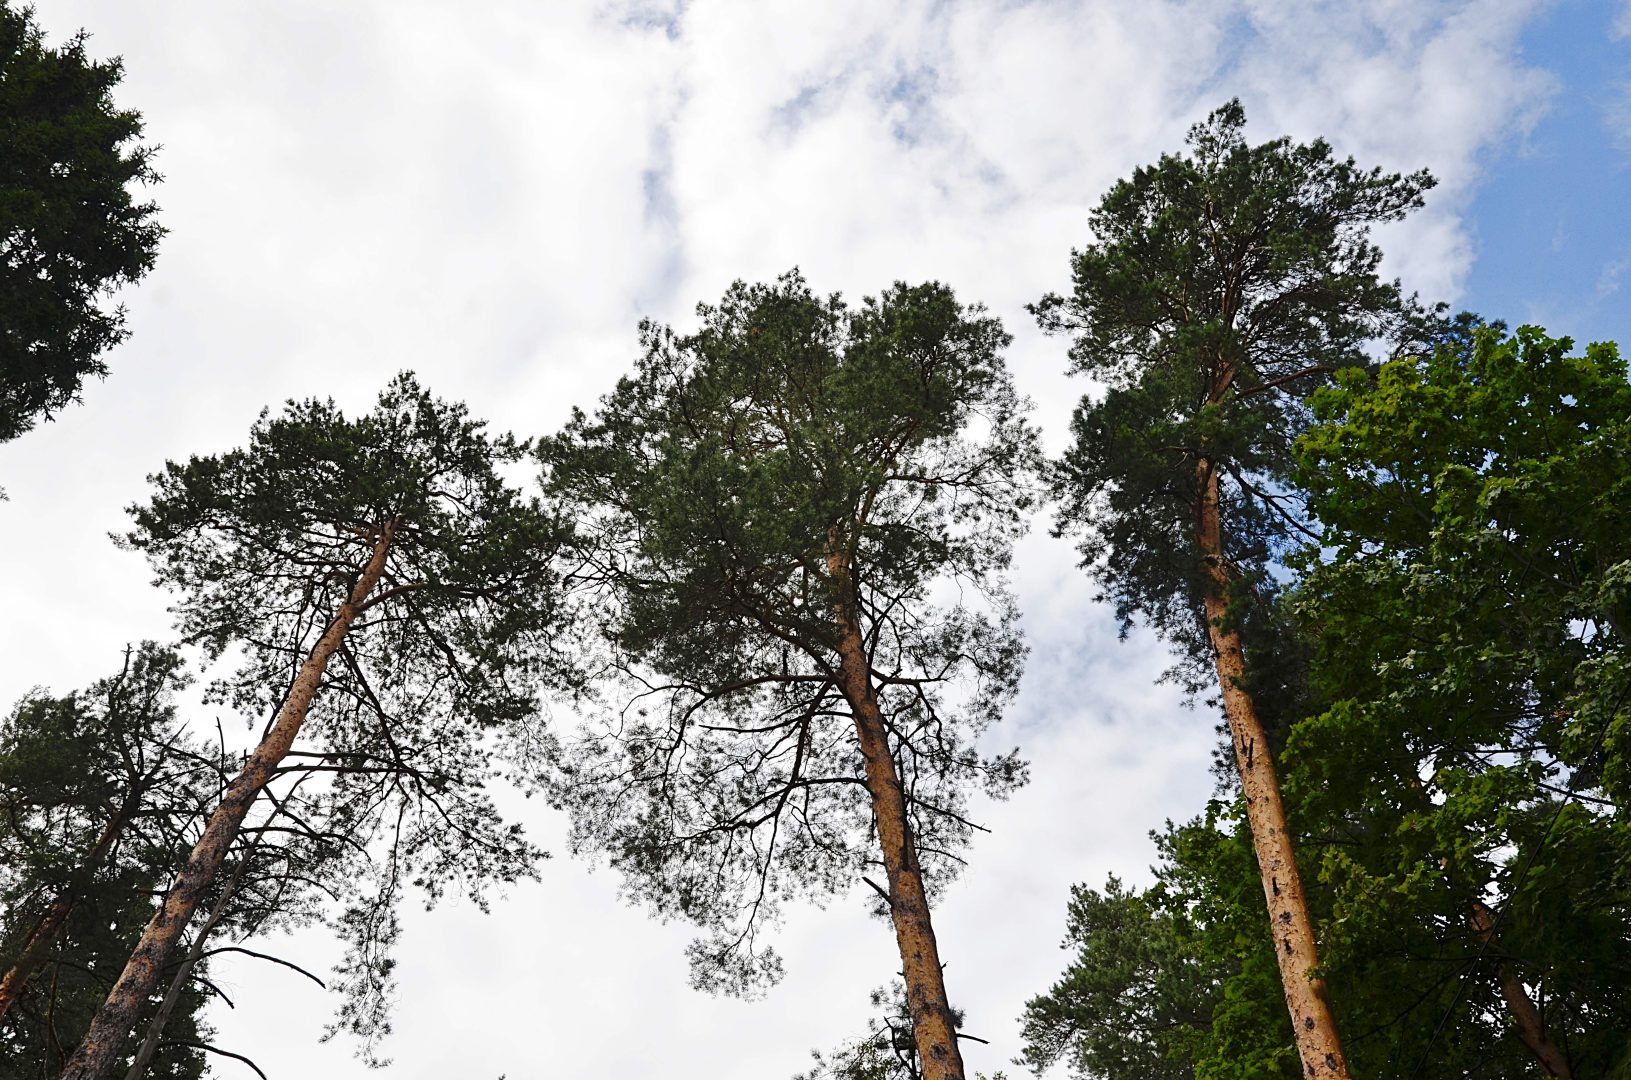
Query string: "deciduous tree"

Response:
xmin=1289 ymin=323 xmax=1631 ymax=1076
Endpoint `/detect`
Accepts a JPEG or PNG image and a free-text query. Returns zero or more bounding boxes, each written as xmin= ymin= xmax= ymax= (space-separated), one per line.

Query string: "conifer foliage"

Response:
xmin=62 ymin=374 xmax=572 ymax=1080
xmin=0 ymin=0 xmax=162 ymax=443
xmin=1036 ymin=100 xmax=1434 ymax=1077
xmin=542 ymin=271 xmax=1037 ymax=1080
xmin=0 ymin=645 xmax=211 ymax=1079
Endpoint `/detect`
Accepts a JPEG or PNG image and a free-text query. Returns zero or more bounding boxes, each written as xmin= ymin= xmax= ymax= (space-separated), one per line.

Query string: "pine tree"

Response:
xmin=1036 ymin=100 xmax=1433 ymax=1077
xmin=62 ymin=375 xmax=572 ymax=1079
xmin=542 ymin=272 xmax=1037 ymax=1080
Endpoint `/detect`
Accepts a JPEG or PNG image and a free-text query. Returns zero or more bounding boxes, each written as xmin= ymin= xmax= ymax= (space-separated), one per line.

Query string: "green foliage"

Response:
xmin=0 ymin=1 xmax=162 ymax=442
xmin=798 ymin=983 xmax=938 ymax=1080
xmin=122 ymin=373 xmax=573 ymax=1062
xmin=1019 ymin=813 xmax=1301 ymax=1080
xmin=0 ymin=645 xmax=208 ymax=1080
xmin=542 ymin=270 xmax=1038 ymax=992
xmin=1037 ymin=98 xmax=1432 ymax=674
xmin=1285 ymin=322 xmax=1631 ymax=1074
xmin=1033 ymin=386 xmax=1631 ymax=1075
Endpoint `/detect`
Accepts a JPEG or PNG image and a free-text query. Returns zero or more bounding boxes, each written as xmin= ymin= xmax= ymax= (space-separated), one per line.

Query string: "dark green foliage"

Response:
xmin=0 ymin=646 xmax=209 ymax=1080
xmin=1020 ymin=876 xmax=1212 ymax=1080
xmin=0 ymin=1 xmax=162 ymax=442
xmin=1286 ymin=323 xmax=1631 ymax=1075
xmin=1019 ymin=813 xmax=1304 ymax=1080
xmin=542 ymin=270 xmax=1038 ymax=992
xmin=1036 ymin=98 xmax=1432 ymax=675
xmin=122 ymin=373 xmax=573 ymax=1061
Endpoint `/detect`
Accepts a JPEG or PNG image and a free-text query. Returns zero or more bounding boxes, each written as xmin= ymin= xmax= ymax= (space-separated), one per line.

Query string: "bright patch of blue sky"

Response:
xmin=1459 ymin=0 xmax=1631 ymax=348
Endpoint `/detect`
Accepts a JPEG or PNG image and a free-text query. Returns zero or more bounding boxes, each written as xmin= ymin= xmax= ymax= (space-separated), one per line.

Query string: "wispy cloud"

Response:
xmin=1597 ymin=255 xmax=1630 ymax=298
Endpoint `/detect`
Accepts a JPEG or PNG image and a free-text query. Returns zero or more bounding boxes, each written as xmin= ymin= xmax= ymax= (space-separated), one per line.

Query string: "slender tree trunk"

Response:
xmin=1195 ymin=459 xmax=1349 ymax=1079
xmin=60 ymin=523 xmax=395 ymax=1080
xmin=827 ymin=551 xmax=965 ymax=1080
xmin=0 ymin=787 xmax=144 ymax=1020
xmin=1469 ymin=902 xmax=1572 ymax=1078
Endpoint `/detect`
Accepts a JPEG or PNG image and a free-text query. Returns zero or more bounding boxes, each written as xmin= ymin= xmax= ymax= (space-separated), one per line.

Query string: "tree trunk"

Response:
xmin=1195 ymin=459 xmax=1349 ymax=1079
xmin=1469 ymin=902 xmax=1572 ymax=1078
xmin=827 ymin=550 xmax=965 ymax=1080
xmin=122 ymin=846 xmax=256 ymax=1080
xmin=60 ymin=523 xmax=395 ymax=1080
xmin=0 ymin=786 xmax=144 ymax=1020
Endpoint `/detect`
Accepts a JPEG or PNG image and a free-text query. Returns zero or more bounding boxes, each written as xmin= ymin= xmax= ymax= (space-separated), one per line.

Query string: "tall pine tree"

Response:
xmin=542 ymin=272 xmax=1037 ymax=1080
xmin=1036 ymin=100 xmax=1433 ymax=1077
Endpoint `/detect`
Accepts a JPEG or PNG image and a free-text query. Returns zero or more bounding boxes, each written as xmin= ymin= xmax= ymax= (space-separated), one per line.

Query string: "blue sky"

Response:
xmin=1461 ymin=0 xmax=1630 ymax=348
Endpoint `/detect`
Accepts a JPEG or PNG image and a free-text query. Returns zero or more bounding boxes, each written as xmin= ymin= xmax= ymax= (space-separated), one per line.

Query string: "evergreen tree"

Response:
xmin=0 ymin=0 xmax=162 ymax=443
xmin=1035 ymin=99 xmax=1433 ymax=1077
xmin=63 ymin=375 xmax=572 ymax=1079
xmin=0 ymin=645 xmax=210 ymax=1079
xmin=542 ymin=271 xmax=1037 ymax=1080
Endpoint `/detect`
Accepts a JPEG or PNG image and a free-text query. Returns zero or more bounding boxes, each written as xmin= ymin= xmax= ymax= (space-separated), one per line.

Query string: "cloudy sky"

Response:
xmin=3 ymin=1 xmax=1628 ymax=1077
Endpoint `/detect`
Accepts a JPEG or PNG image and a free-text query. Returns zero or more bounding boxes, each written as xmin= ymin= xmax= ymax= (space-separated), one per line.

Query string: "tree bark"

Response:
xmin=0 ymin=786 xmax=144 ymax=1020
xmin=60 ymin=522 xmax=396 ymax=1080
xmin=1195 ymin=459 xmax=1349 ymax=1079
xmin=122 ymin=846 xmax=256 ymax=1080
xmin=1469 ymin=902 xmax=1572 ymax=1078
xmin=827 ymin=551 xmax=965 ymax=1080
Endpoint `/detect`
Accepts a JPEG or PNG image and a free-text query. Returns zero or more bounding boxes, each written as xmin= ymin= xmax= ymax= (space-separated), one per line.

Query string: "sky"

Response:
xmin=2 ymin=1 xmax=1627 ymax=1078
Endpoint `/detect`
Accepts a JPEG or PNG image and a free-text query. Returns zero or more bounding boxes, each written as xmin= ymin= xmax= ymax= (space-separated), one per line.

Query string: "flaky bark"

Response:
xmin=61 ymin=522 xmax=396 ymax=1080
xmin=1469 ymin=902 xmax=1572 ymax=1078
xmin=122 ymin=844 xmax=259 ymax=1080
xmin=828 ymin=550 xmax=965 ymax=1080
xmin=1196 ymin=459 xmax=1348 ymax=1079
xmin=0 ymin=787 xmax=142 ymax=1021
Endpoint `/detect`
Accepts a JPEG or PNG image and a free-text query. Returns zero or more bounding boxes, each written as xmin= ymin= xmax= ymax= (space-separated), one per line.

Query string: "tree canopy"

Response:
xmin=0 ymin=0 xmax=162 ymax=443
xmin=1286 ymin=323 xmax=1631 ymax=1075
xmin=64 ymin=374 xmax=574 ymax=1079
xmin=543 ymin=270 xmax=1037 ymax=1080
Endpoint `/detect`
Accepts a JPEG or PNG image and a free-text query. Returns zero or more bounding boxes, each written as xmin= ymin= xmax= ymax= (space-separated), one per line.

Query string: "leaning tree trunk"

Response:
xmin=827 ymin=552 xmax=965 ymax=1080
xmin=0 ymin=787 xmax=143 ymax=1020
xmin=1195 ymin=459 xmax=1349 ymax=1079
xmin=60 ymin=522 xmax=396 ymax=1080
xmin=123 ymin=843 xmax=258 ymax=1080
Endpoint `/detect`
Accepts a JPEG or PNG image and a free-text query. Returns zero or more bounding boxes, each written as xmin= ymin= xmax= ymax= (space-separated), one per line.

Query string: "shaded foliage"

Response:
xmin=0 ymin=646 xmax=210 ymax=1079
xmin=0 ymin=0 xmax=162 ymax=442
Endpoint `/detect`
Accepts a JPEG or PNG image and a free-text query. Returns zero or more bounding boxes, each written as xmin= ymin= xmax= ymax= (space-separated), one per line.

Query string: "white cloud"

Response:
xmin=1606 ymin=80 xmax=1631 ymax=152
xmin=4 ymin=1 xmax=1554 ymax=1076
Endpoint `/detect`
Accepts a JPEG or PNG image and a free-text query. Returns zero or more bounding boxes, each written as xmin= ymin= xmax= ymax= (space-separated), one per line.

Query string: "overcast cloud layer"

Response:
xmin=0 ymin=2 xmax=1569 ymax=1077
